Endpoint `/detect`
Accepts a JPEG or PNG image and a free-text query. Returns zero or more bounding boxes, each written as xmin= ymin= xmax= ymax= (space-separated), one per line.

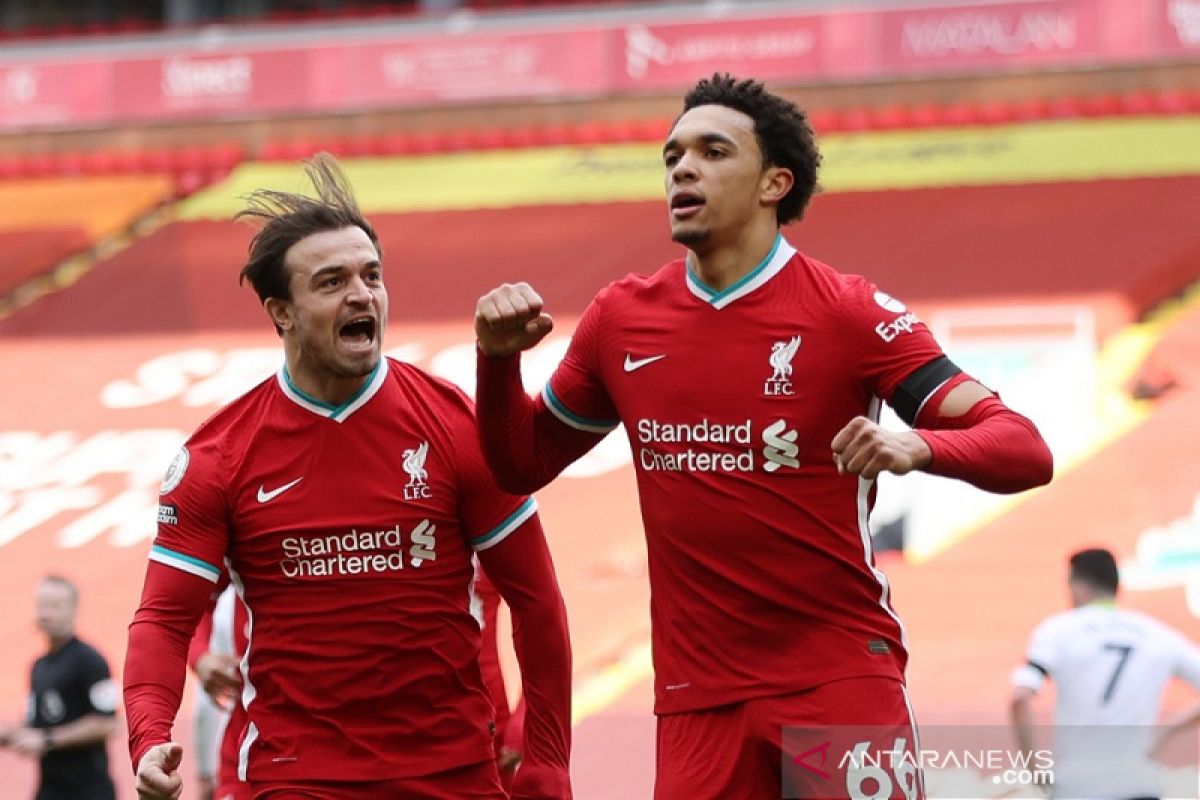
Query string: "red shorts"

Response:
xmin=655 ymin=676 xmax=923 ymax=800
xmin=248 ymin=759 xmax=505 ymax=799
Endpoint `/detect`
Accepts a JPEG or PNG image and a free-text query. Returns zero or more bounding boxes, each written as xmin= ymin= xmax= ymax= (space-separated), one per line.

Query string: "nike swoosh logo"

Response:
xmin=623 ymin=354 xmax=666 ymax=372
xmin=257 ymin=477 xmax=303 ymax=503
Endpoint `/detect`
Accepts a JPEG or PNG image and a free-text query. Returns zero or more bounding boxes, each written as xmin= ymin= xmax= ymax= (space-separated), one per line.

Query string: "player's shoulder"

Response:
xmin=385 ymin=357 xmax=474 ymax=415
xmin=65 ymin=637 xmax=110 ymax=669
xmin=167 ymin=376 xmax=276 ymax=491
xmin=810 ymin=257 xmax=908 ymax=315
xmin=1028 ymin=607 xmax=1104 ymax=646
xmin=1116 ymin=606 xmax=1191 ymax=643
xmin=598 ymin=257 xmax=688 ymax=305
xmin=186 ymin=374 xmax=278 ymax=450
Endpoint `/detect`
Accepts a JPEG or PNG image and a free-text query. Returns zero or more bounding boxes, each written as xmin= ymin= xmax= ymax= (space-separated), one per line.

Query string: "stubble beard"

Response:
xmin=671 ymin=227 xmax=710 ymax=246
xmin=330 ymin=348 xmax=379 ymax=379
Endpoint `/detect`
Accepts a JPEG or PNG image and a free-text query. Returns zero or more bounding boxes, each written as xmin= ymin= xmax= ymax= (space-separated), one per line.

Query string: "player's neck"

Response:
xmin=686 ymin=226 xmax=781 ymax=292
xmin=46 ymin=633 xmax=72 ymax=653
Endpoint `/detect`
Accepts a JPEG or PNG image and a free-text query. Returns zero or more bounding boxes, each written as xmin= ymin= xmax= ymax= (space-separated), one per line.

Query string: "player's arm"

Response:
xmin=832 ymin=361 xmax=1053 ymax=493
xmin=34 ymin=713 xmax=117 ymax=753
xmin=127 ymin=561 xmax=219 ymax=798
xmin=1151 ymin=633 xmax=1200 ymax=755
xmin=475 ymin=283 xmax=610 ymax=494
xmin=475 ymin=513 xmax=572 ymax=800
xmin=1009 ymin=620 xmax=1057 ymax=762
xmin=1009 ymin=684 xmax=1039 ymax=758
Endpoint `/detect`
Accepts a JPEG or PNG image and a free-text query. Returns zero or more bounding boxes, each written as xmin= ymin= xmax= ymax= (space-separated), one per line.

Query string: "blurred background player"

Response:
xmin=0 ymin=576 xmax=117 ymax=800
xmin=190 ymin=585 xmax=248 ymax=800
xmin=1011 ymin=547 xmax=1200 ymax=800
xmin=474 ymin=73 xmax=1053 ymax=798
xmin=124 ymin=154 xmax=572 ymax=799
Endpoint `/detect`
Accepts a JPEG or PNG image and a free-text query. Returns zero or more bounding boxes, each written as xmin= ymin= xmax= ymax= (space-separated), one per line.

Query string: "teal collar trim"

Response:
xmin=277 ymin=359 xmax=388 ymax=423
xmin=684 ymin=234 xmax=796 ymax=309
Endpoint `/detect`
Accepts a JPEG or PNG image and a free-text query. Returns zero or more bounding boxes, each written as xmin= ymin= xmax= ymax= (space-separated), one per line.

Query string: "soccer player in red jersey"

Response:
xmin=125 ymin=155 xmax=572 ymax=800
xmin=473 ymin=74 xmax=1053 ymax=798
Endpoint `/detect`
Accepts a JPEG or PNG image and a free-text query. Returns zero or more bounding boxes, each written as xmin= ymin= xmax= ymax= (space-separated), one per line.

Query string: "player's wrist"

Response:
xmin=476 ymin=340 xmax=523 ymax=360
xmin=905 ymin=430 xmax=934 ymax=470
xmin=41 ymin=727 xmax=54 ymax=751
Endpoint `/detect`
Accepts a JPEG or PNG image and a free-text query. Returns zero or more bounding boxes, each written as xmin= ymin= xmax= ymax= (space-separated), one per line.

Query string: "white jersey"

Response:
xmin=1012 ymin=602 xmax=1200 ymax=799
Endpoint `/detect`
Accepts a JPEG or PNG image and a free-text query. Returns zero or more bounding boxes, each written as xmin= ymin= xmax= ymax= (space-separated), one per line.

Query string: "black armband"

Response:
xmin=890 ymin=355 xmax=962 ymax=426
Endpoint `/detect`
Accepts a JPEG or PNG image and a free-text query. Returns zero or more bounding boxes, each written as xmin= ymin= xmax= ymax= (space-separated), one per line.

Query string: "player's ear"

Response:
xmin=760 ymin=166 xmax=794 ymax=207
xmin=264 ymin=297 xmax=293 ymax=333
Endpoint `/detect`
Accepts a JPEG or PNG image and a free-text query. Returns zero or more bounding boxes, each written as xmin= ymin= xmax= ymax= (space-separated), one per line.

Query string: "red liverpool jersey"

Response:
xmin=544 ymin=236 xmax=944 ymax=714
xmin=150 ymin=358 xmax=536 ymax=781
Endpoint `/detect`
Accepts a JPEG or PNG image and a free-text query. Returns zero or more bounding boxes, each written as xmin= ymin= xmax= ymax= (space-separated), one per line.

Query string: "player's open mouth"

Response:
xmin=670 ymin=191 xmax=704 ymax=219
xmin=338 ymin=315 xmax=376 ymax=349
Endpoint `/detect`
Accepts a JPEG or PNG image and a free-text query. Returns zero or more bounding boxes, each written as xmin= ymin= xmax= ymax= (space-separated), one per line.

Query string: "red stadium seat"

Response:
xmin=975 ymin=100 xmax=1018 ymax=125
xmin=807 ymin=109 xmax=841 ymax=135
xmin=838 ymin=107 xmax=873 ymax=132
xmin=905 ymin=103 xmax=944 ymax=128
xmin=1119 ymin=90 xmax=1158 ymax=116
xmin=1155 ymin=89 xmax=1191 ymax=115
xmin=604 ymin=119 xmax=641 ymax=144
xmin=941 ymin=101 xmax=977 ymax=127
xmin=1047 ymin=95 xmax=1084 ymax=119
xmin=0 ymin=156 xmax=23 ymax=180
xmin=1080 ymin=93 xmax=1122 ymax=117
xmin=871 ymin=104 xmax=913 ymax=130
xmin=470 ymin=128 xmax=510 ymax=151
xmin=55 ymin=150 xmax=86 ymax=176
xmin=257 ymin=140 xmax=291 ymax=162
xmin=378 ymin=132 xmax=419 ymax=156
xmin=206 ymin=142 xmax=245 ymax=173
xmin=538 ymin=123 xmax=575 ymax=146
xmin=81 ymin=150 xmax=120 ymax=175
xmin=1012 ymin=97 xmax=1052 ymax=121
xmin=569 ymin=120 xmax=607 ymax=145
xmin=633 ymin=118 xmax=671 ymax=142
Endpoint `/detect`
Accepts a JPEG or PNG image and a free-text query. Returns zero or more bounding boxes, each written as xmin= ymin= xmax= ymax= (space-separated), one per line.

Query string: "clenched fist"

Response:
xmin=475 ymin=283 xmax=555 ymax=358
xmin=831 ymin=417 xmax=932 ymax=480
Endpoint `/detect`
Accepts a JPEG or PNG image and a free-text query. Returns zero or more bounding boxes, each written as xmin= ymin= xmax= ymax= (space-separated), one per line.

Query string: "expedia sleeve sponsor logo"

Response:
xmin=875 ymin=311 xmax=922 ymax=343
xmin=157 ymin=504 xmax=179 ymax=526
xmin=280 ymin=521 xmax=438 ymax=578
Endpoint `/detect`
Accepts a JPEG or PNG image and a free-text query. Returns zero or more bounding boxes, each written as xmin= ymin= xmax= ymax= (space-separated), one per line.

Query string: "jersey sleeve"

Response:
xmin=445 ymin=385 xmax=539 ymax=551
xmin=841 ymin=279 xmax=950 ymax=418
xmin=151 ymin=439 xmax=230 ymax=583
xmin=1012 ymin=618 xmax=1059 ymax=692
xmin=1168 ymin=628 xmax=1200 ymax=688
xmin=79 ymin=648 xmax=118 ymax=717
xmin=542 ymin=290 xmax=620 ymax=435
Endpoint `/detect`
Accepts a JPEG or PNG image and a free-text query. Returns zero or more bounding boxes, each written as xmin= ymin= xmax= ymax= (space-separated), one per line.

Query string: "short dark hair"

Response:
xmin=236 ymin=153 xmax=382 ymax=310
xmin=679 ymin=73 xmax=821 ymax=225
xmin=1069 ymin=548 xmax=1120 ymax=595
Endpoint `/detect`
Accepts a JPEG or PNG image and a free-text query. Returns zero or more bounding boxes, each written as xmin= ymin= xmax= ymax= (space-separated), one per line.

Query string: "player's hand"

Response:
xmin=6 ymin=727 xmax=44 ymax=758
xmin=136 ymin=742 xmax=184 ymax=800
xmin=831 ymin=417 xmax=932 ymax=480
xmin=509 ymin=761 xmax=572 ymax=799
xmin=195 ymin=651 xmax=241 ymax=710
xmin=475 ymin=283 xmax=554 ymax=358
